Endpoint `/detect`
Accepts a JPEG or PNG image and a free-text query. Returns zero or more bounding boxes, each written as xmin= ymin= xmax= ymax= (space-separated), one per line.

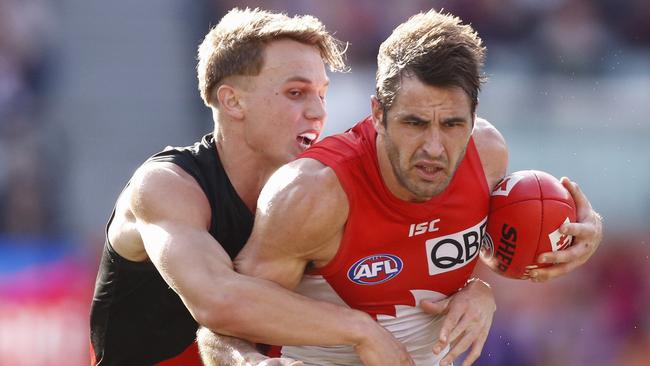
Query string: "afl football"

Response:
xmin=481 ymin=170 xmax=577 ymax=279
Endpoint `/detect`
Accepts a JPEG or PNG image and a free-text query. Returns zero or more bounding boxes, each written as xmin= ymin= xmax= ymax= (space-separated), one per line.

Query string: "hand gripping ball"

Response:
xmin=481 ymin=170 xmax=577 ymax=279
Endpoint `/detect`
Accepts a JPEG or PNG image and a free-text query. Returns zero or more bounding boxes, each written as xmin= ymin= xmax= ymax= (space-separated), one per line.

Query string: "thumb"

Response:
xmin=420 ymin=297 xmax=451 ymax=315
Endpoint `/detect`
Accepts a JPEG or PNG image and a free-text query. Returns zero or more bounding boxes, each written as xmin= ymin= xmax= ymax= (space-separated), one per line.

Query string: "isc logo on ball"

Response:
xmin=348 ymin=254 xmax=403 ymax=285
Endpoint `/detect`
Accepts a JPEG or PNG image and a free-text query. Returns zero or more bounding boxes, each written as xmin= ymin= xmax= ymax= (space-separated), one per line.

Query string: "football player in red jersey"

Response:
xmin=199 ymin=9 xmax=602 ymax=366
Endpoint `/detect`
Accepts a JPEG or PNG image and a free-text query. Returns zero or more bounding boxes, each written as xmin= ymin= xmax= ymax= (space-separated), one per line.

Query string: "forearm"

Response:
xmin=197 ymin=327 xmax=266 ymax=366
xmin=201 ymin=272 xmax=374 ymax=347
xmin=205 ymin=274 xmax=372 ymax=345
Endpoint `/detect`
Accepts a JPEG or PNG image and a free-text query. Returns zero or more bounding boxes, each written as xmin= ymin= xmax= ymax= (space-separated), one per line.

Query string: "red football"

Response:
xmin=481 ymin=170 xmax=577 ymax=279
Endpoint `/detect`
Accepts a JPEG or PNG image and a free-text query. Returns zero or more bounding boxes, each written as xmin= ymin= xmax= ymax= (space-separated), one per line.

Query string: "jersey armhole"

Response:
xmin=467 ymin=137 xmax=490 ymax=195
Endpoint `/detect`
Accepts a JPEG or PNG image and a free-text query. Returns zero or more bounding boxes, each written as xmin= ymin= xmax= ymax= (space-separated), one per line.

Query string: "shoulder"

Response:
xmin=254 ymin=157 xmax=349 ymax=254
xmin=129 ymin=161 xmax=211 ymax=227
xmin=260 ymin=158 xmax=348 ymax=215
xmin=472 ymin=117 xmax=509 ymax=190
xmin=472 ymin=118 xmax=506 ymax=155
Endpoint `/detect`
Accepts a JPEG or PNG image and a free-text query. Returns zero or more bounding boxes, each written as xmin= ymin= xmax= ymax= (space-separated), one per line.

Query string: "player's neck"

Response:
xmin=214 ymin=130 xmax=278 ymax=212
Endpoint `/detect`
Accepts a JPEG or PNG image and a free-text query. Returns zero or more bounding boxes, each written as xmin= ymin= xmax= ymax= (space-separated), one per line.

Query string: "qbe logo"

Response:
xmin=425 ymin=217 xmax=487 ymax=276
xmin=347 ymin=254 xmax=403 ymax=285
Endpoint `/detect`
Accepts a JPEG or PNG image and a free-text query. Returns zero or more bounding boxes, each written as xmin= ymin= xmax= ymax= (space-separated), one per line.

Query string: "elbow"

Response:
xmin=192 ymin=285 xmax=245 ymax=334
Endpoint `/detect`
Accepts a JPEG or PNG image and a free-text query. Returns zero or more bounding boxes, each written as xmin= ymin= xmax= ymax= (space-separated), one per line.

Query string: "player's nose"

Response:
xmin=305 ymin=94 xmax=327 ymax=122
xmin=421 ymin=127 xmax=444 ymax=157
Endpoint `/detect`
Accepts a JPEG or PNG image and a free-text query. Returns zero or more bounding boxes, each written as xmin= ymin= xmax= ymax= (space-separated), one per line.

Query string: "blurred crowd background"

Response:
xmin=0 ymin=0 xmax=648 ymax=365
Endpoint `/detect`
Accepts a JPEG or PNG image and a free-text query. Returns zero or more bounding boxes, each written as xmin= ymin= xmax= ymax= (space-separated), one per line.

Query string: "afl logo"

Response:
xmin=347 ymin=254 xmax=403 ymax=285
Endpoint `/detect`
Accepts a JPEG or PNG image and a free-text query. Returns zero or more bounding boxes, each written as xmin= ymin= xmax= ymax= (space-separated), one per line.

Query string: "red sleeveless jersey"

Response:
xmin=300 ymin=116 xmax=490 ymax=317
xmin=284 ymin=117 xmax=490 ymax=365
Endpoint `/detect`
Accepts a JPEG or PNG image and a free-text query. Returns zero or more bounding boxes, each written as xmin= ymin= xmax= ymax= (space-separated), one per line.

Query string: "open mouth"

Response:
xmin=297 ymin=132 xmax=317 ymax=149
xmin=415 ymin=164 xmax=444 ymax=180
xmin=416 ymin=165 xmax=443 ymax=173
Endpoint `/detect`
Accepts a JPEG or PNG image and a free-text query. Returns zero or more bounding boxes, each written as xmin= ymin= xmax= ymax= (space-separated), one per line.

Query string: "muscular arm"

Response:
xmin=235 ymin=158 xmax=347 ymax=288
xmin=130 ymin=162 xmax=409 ymax=365
xmin=130 ymin=162 xmax=235 ymax=326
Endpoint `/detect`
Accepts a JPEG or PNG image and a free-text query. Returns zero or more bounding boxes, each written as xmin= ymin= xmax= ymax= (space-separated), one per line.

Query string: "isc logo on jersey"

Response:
xmin=425 ymin=217 xmax=487 ymax=276
xmin=347 ymin=254 xmax=403 ymax=285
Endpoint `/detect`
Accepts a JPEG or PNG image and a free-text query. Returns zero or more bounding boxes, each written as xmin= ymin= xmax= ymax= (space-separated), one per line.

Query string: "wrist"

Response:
xmin=464 ymin=276 xmax=496 ymax=311
xmin=346 ymin=309 xmax=377 ymax=347
xmin=462 ymin=277 xmax=494 ymax=299
xmin=465 ymin=276 xmax=490 ymax=289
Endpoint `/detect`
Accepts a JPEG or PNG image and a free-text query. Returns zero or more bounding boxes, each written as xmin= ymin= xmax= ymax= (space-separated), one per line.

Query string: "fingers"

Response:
xmin=558 ymin=221 xmax=594 ymax=239
xmin=532 ymin=207 xmax=600 ymax=283
xmin=531 ymin=236 xmax=598 ymax=282
xmin=420 ymin=297 xmax=450 ymax=316
xmin=439 ymin=314 xmax=490 ymax=366
xmin=532 ymin=242 xmax=590 ymax=281
xmin=561 ymin=177 xmax=591 ymax=217
xmin=439 ymin=327 xmax=478 ymax=366
xmin=430 ymin=280 xmax=495 ymax=364
xmin=445 ymin=310 xmax=473 ymax=348
xmin=435 ymin=299 xmax=462 ymax=348
xmin=528 ymin=261 xmax=576 ymax=282
xmin=438 ymin=298 xmax=489 ymax=364
xmin=460 ymin=328 xmax=489 ymax=366
xmin=422 ymin=297 xmax=453 ymax=350
xmin=537 ymin=240 xmax=588 ymax=265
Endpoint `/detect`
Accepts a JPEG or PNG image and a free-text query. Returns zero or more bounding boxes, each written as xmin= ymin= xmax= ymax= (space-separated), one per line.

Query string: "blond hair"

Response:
xmin=376 ymin=10 xmax=486 ymax=114
xmin=197 ymin=8 xmax=347 ymax=107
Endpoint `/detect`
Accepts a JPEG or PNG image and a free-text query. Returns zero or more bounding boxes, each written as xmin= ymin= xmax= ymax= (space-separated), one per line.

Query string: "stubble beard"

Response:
xmin=385 ymin=136 xmax=467 ymax=202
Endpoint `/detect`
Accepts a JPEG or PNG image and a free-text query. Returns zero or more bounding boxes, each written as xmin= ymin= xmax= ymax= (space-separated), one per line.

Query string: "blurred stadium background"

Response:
xmin=0 ymin=0 xmax=648 ymax=365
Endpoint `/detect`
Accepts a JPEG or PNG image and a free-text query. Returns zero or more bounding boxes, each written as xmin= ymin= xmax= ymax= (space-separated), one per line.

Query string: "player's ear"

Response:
xmin=215 ymin=84 xmax=244 ymax=119
xmin=370 ymin=96 xmax=386 ymax=134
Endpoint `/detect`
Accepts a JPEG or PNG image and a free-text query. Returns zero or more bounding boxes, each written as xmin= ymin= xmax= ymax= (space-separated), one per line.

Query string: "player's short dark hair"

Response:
xmin=376 ymin=10 xmax=486 ymax=116
xmin=197 ymin=8 xmax=347 ymax=107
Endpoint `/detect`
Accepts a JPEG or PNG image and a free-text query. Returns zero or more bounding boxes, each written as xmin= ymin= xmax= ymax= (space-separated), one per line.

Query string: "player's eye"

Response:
xmin=288 ymin=89 xmax=303 ymax=98
xmin=443 ymin=119 xmax=467 ymax=128
xmin=405 ymin=120 xmax=426 ymax=127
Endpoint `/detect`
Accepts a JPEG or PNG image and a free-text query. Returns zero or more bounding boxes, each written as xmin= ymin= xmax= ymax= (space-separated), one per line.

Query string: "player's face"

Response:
xmin=373 ymin=76 xmax=474 ymax=202
xmin=240 ymin=39 xmax=329 ymax=167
